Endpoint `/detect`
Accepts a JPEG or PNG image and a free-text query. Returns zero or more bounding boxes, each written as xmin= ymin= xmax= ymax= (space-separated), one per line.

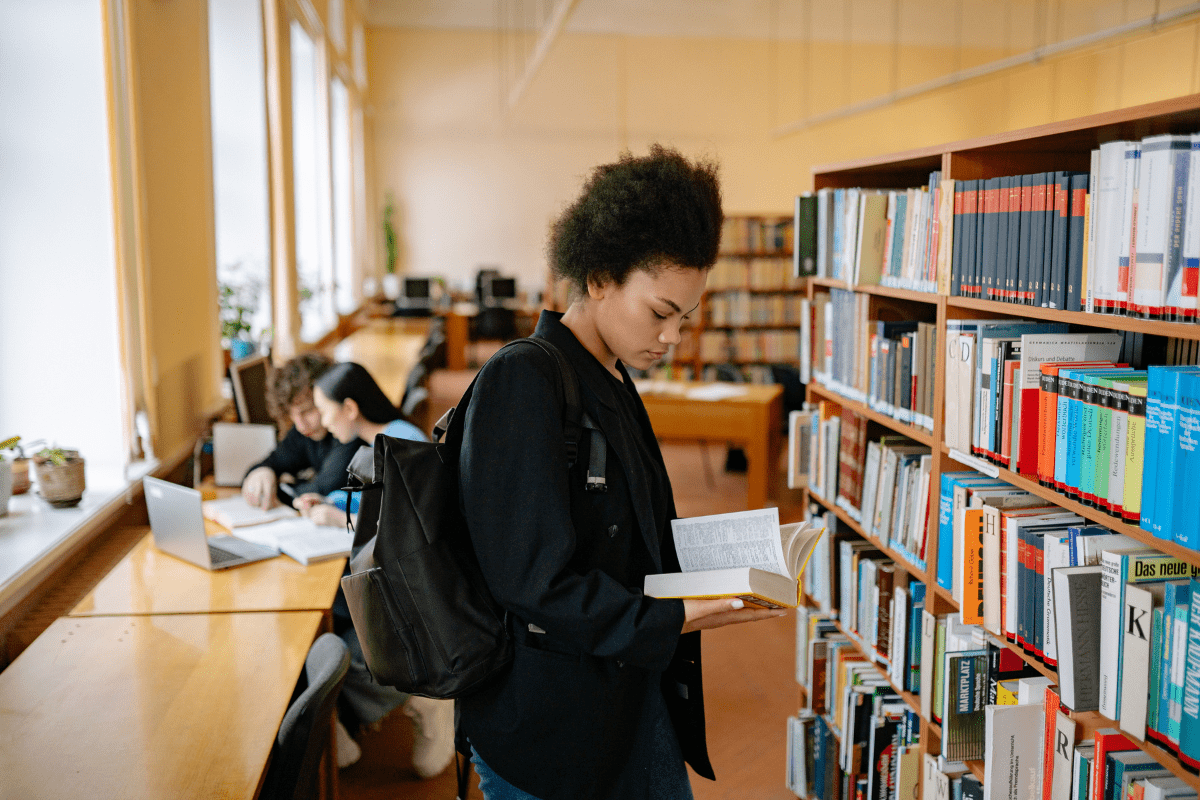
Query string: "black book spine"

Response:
xmin=1066 ymin=173 xmax=1088 ymax=312
xmin=1016 ymin=174 xmax=1034 ymax=305
xmin=952 ymin=182 xmax=965 ymax=296
xmin=1027 ymin=173 xmax=1048 ymax=305
xmin=973 ymin=179 xmax=986 ymax=298
xmin=995 ymin=175 xmax=1011 ymax=303
xmin=1006 ymin=177 xmax=1023 ymax=303
xmin=1050 ymin=172 xmax=1070 ymax=309
xmin=981 ymin=177 xmax=1000 ymax=300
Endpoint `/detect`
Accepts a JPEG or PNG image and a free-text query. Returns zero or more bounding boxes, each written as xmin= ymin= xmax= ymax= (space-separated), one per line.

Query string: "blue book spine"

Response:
xmin=1055 ymin=378 xmax=1073 ymax=489
xmin=1156 ymin=369 xmax=1199 ymax=542
xmin=1065 ymin=371 xmax=1086 ymax=495
xmin=1066 ymin=524 xmax=1110 ymax=566
xmin=1142 ymin=366 xmax=1165 ymax=534
xmin=832 ymin=190 xmax=845 ymax=281
xmin=938 ymin=473 xmax=957 ymax=590
xmin=1158 ymin=581 xmax=1183 ymax=747
xmin=1149 ymin=605 xmax=1165 ymax=737
xmin=1079 ymin=376 xmax=1099 ymax=502
xmin=1169 ymin=582 xmax=1192 ymax=746
xmin=891 ymin=193 xmax=907 ymax=279
xmin=1180 ymin=578 xmax=1200 ymax=769
xmin=908 ymin=581 xmax=926 ymax=692
xmin=1176 ymin=372 xmax=1200 ymax=550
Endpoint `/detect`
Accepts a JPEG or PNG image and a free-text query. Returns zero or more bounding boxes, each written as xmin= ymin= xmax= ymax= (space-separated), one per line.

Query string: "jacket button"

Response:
xmin=608 ymin=524 xmax=618 ymax=537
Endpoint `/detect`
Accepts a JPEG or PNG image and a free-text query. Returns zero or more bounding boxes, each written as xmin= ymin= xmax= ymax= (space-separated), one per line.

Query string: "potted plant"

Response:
xmin=32 ymin=446 xmax=86 ymax=508
xmin=1 ymin=435 xmax=30 ymax=496
xmin=0 ymin=436 xmax=19 ymax=516
xmin=219 ymin=279 xmax=259 ymax=361
xmin=381 ymin=193 xmax=400 ymax=300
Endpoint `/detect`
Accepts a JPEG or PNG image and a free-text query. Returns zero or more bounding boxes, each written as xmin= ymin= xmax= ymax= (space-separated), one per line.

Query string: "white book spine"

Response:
xmin=1118 ymin=584 xmax=1157 ymax=741
xmin=1097 ymin=549 xmax=1126 ymax=719
xmin=1117 ymin=141 xmax=1143 ymax=311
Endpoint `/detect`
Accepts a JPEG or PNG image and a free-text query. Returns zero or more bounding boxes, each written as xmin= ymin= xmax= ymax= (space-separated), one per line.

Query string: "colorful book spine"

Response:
xmin=1173 ymin=372 xmax=1200 ymax=549
xmin=1124 ymin=384 xmax=1148 ymax=523
xmin=1180 ymin=578 xmax=1200 ymax=769
xmin=1168 ymin=581 xmax=1192 ymax=749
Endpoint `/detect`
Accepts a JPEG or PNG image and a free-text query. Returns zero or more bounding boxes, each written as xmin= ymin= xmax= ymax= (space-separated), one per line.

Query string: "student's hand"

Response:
xmin=242 ymin=467 xmax=278 ymax=510
xmin=299 ymin=501 xmax=346 ymax=528
xmin=293 ymin=492 xmax=325 ymax=511
xmin=680 ymin=597 xmax=787 ymax=634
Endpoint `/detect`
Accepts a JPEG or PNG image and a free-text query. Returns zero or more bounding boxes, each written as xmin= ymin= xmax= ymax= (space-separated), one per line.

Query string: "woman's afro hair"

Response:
xmin=548 ymin=144 xmax=723 ymax=295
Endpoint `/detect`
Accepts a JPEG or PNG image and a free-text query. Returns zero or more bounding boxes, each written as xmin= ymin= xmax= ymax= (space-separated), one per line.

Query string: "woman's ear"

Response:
xmin=586 ymin=275 xmax=608 ymax=301
xmin=343 ymin=397 xmax=361 ymax=422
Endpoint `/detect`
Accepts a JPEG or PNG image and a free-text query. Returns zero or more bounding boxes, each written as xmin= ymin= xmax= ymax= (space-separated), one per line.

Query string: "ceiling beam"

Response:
xmin=506 ymin=0 xmax=581 ymax=111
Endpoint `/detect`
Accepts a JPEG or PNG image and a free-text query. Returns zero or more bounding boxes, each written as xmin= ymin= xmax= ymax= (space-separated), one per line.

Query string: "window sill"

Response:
xmin=0 ymin=459 xmax=158 ymax=619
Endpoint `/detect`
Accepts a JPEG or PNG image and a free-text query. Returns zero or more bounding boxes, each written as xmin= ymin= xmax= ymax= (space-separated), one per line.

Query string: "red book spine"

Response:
xmin=1092 ymin=730 xmax=1136 ymax=800
xmin=1034 ymin=538 xmax=1045 ymax=659
xmin=1042 ymin=686 xmax=1061 ymax=800
xmin=1016 ymin=534 xmax=1029 ymax=650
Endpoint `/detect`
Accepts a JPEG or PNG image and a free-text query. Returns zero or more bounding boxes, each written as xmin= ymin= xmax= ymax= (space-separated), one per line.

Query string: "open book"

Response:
xmin=202 ymin=495 xmax=298 ymax=529
xmin=643 ymin=508 xmax=825 ymax=609
xmin=229 ymin=517 xmax=352 ymax=565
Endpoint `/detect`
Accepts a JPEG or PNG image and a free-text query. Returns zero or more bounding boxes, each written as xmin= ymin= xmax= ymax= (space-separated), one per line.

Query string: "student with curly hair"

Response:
xmin=241 ymin=352 xmax=363 ymax=509
xmin=455 ymin=145 xmax=785 ymax=800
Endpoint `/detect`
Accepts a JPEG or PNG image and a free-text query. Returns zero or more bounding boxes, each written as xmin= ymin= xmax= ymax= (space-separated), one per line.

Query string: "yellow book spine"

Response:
xmin=1124 ymin=384 xmax=1147 ymax=517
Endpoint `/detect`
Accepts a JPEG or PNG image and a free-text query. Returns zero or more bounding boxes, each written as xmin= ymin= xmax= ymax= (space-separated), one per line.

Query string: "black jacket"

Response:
xmin=248 ymin=428 xmax=363 ymax=505
xmin=457 ymin=311 xmax=712 ymax=800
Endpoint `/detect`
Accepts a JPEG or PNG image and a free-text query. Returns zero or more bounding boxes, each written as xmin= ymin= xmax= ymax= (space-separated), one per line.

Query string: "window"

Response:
xmin=330 ymin=75 xmax=356 ymax=314
xmin=209 ymin=0 xmax=271 ymax=348
xmin=290 ymin=20 xmax=336 ymax=343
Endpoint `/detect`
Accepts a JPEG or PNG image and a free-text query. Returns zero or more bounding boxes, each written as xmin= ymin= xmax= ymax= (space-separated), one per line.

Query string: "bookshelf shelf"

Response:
xmin=938 ymin=445 xmax=1200 ymax=570
xmin=794 ymin=93 xmax=1200 ymax=800
xmin=827 ymin=616 xmax=924 ymax=719
xmin=808 ymin=381 xmax=936 ymax=448
xmin=945 ymin=295 xmax=1200 ymax=341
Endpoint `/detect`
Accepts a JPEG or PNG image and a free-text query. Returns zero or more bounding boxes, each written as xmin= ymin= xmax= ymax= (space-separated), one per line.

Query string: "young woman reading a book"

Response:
xmin=456 ymin=145 xmax=786 ymax=800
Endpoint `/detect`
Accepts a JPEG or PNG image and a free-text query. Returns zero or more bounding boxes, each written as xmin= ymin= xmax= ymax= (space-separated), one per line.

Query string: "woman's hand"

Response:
xmin=298 ymin=499 xmax=347 ymax=528
xmin=242 ymin=467 xmax=278 ymax=510
xmin=293 ymin=492 xmax=325 ymax=511
xmin=680 ymin=597 xmax=787 ymax=634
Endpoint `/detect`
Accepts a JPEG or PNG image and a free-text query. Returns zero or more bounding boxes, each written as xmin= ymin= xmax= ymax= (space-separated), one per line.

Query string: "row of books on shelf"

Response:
xmin=707 ymin=255 xmax=804 ymax=291
xmin=698 ymin=329 xmax=800 ymax=364
xmin=638 ymin=361 xmax=783 ymax=385
xmin=705 ymin=291 xmax=803 ymax=327
xmin=793 ymin=518 xmax=1200 ymax=800
xmin=803 ymin=288 xmax=938 ymax=432
xmin=943 ymin=322 xmax=1200 ymax=547
xmin=718 ymin=215 xmax=793 ymax=255
xmin=801 ymin=172 xmax=946 ymax=293
xmin=794 ymin=130 xmax=1200 ymax=319
xmin=789 ymin=404 xmax=934 ymax=570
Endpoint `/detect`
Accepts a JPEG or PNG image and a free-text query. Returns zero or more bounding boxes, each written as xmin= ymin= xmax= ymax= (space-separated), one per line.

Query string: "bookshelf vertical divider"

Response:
xmin=792 ymin=93 xmax=1200 ymax=798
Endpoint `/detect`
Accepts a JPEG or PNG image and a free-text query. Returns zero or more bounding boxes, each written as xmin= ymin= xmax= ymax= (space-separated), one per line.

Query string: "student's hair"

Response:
xmin=267 ymin=352 xmax=335 ymax=420
xmin=314 ymin=362 xmax=403 ymax=425
xmin=548 ymin=144 xmax=723 ymax=298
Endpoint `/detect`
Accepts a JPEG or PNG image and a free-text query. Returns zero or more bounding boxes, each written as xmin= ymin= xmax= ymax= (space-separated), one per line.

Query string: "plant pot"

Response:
xmin=33 ymin=451 xmax=86 ymax=508
xmin=382 ymin=273 xmax=401 ymax=300
xmin=230 ymin=338 xmax=256 ymax=361
xmin=0 ymin=460 xmax=11 ymax=517
xmin=10 ymin=457 xmax=30 ymax=495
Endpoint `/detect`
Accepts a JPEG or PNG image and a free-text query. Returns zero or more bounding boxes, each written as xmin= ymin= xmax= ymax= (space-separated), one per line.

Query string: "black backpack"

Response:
xmin=339 ymin=337 xmax=607 ymax=699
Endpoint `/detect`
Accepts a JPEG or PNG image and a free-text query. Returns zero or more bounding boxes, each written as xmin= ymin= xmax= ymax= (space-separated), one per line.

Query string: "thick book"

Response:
xmin=229 ymin=517 xmax=350 ymax=565
xmin=1091 ymin=729 xmax=1137 ymax=800
xmin=201 ymin=495 xmax=298 ymax=529
xmin=1120 ymin=582 xmax=1167 ymax=742
xmin=1180 ymin=578 xmax=1200 ymax=770
xmin=1066 ymin=173 xmax=1088 ymax=311
xmin=645 ymin=509 xmax=825 ymax=609
xmin=794 ymin=193 xmax=818 ymax=277
xmin=942 ymin=649 xmax=989 ymax=761
xmin=983 ymin=702 xmax=1044 ymax=800
xmin=1052 ymin=565 xmax=1104 ymax=711
xmin=1050 ymin=709 xmax=1076 ymax=800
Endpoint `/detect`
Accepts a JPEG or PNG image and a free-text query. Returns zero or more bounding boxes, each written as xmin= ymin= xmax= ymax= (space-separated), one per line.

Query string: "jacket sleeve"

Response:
xmin=246 ymin=428 xmax=311 ymax=480
xmin=458 ymin=349 xmax=684 ymax=672
xmin=294 ymin=437 xmax=362 ymax=498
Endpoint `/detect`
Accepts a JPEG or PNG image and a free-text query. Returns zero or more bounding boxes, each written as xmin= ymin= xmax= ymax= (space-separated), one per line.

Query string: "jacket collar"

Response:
xmin=533 ymin=310 xmax=664 ymax=570
xmin=533 ymin=310 xmax=626 ymax=412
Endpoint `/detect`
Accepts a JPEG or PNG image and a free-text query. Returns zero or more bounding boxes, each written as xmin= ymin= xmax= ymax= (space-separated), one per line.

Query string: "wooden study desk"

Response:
xmin=333 ymin=317 xmax=430 ymax=404
xmin=0 ymin=610 xmax=324 ymax=800
xmin=637 ymin=381 xmax=783 ymax=511
xmin=68 ymin=522 xmax=346 ymax=617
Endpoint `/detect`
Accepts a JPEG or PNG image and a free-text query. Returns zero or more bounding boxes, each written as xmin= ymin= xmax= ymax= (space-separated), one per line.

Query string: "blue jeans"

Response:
xmin=470 ymin=748 xmax=544 ymax=800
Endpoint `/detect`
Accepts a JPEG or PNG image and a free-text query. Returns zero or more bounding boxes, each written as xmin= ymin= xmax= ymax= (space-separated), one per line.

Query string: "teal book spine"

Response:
xmin=1055 ymin=375 xmax=1073 ymax=490
xmin=1180 ymin=578 xmax=1200 ymax=769
xmin=1148 ymin=605 xmax=1165 ymax=737
xmin=1074 ymin=750 xmax=1093 ymax=800
xmin=1141 ymin=366 xmax=1165 ymax=535
xmin=1154 ymin=368 xmax=1200 ymax=542
xmin=1168 ymin=581 xmax=1192 ymax=747
xmin=1079 ymin=375 xmax=1101 ymax=504
xmin=1093 ymin=376 xmax=1117 ymax=510
xmin=1151 ymin=581 xmax=1184 ymax=748
xmin=1174 ymin=372 xmax=1200 ymax=549
xmin=1065 ymin=370 xmax=1086 ymax=496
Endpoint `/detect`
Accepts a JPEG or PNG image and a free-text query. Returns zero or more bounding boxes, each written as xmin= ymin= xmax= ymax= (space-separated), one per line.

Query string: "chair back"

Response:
xmin=260 ymin=633 xmax=350 ymax=800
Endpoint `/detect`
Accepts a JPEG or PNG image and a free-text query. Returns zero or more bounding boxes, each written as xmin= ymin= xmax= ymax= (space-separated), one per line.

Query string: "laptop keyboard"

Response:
xmin=208 ymin=545 xmax=242 ymax=565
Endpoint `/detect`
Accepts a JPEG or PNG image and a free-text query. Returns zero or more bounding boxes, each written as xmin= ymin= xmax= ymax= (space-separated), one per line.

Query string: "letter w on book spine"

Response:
xmin=643 ymin=508 xmax=825 ymax=608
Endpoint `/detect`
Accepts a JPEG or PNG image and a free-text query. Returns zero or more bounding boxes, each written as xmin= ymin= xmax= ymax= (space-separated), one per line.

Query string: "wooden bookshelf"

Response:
xmin=794 ymin=93 xmax=1200 ymax=800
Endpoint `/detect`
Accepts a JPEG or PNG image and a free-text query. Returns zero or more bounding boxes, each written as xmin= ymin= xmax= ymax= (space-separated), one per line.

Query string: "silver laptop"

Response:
xmin=143 ymin=476 xmax=279 ymax=570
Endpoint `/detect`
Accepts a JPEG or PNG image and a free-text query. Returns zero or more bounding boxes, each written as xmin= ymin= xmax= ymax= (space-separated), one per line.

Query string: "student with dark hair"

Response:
xmin=455 ymin=145 xmax=784 ymax=800
xmin=241 ymin=352 xmax=363 ymax=510
xmin=294 ymin=360 xmax=455 ymax=778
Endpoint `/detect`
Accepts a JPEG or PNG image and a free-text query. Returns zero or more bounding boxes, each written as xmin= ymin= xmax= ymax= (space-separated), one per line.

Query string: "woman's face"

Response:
xmin=591 ymin=264 xmax=707 ymax=373
xmin=312 ymin=385 xmax=357 ymax=444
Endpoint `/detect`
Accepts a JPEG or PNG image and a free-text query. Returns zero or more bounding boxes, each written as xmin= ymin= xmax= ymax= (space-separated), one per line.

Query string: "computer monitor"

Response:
xmin=394 ymin=276 xmax=436 ymax=316
xmin=481 ymin=276 xmax=518 ymax=307
xmin=229 ymin=354 xmax=274 ymax=426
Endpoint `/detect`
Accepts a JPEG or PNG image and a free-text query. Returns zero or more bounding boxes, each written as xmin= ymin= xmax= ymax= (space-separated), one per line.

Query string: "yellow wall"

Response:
xmin=366 ymin=15 xmax=1200 ymax=292
xmin=126 ymin=0 xmax=223 ymax=460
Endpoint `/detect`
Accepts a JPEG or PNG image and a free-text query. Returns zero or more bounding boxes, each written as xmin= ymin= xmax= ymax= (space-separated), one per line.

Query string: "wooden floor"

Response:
xmin=339 ymin=370 xmax=805 ymax=800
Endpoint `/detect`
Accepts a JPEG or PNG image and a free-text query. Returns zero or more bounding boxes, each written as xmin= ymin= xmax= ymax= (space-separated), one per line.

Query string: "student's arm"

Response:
xmin=459 ymin=350 xmax=685 ymax=673
xmin=293 ymin=437 xmax=362 ymax=498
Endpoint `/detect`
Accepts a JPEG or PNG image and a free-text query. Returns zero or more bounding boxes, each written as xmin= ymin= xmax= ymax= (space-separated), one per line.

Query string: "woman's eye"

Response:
xmin=653 ymin=311 xmax=668 ymax=320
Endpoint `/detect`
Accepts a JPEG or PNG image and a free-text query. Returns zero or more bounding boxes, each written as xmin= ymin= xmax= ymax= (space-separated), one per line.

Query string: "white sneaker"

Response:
xmin=335 ymin=718 xmax=362 ymax=769
xmin=403 ymin=695 xmax=455 ymax=779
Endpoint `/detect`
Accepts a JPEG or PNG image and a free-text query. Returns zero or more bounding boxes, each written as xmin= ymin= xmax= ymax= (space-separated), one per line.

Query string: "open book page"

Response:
xmin=671 ymin=507 xmax=791 ymax=576
xmin=201 ymin=495 xmax=297 ymax=528
xmin=231 ymin=517 xmax=350 ymax=564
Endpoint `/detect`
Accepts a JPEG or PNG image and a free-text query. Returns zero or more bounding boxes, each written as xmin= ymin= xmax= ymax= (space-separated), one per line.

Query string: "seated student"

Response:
xmin=294 ymin=361 xmax=455 ymax=778
xmin=241 ymin=353 xmax=364 ymax=510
